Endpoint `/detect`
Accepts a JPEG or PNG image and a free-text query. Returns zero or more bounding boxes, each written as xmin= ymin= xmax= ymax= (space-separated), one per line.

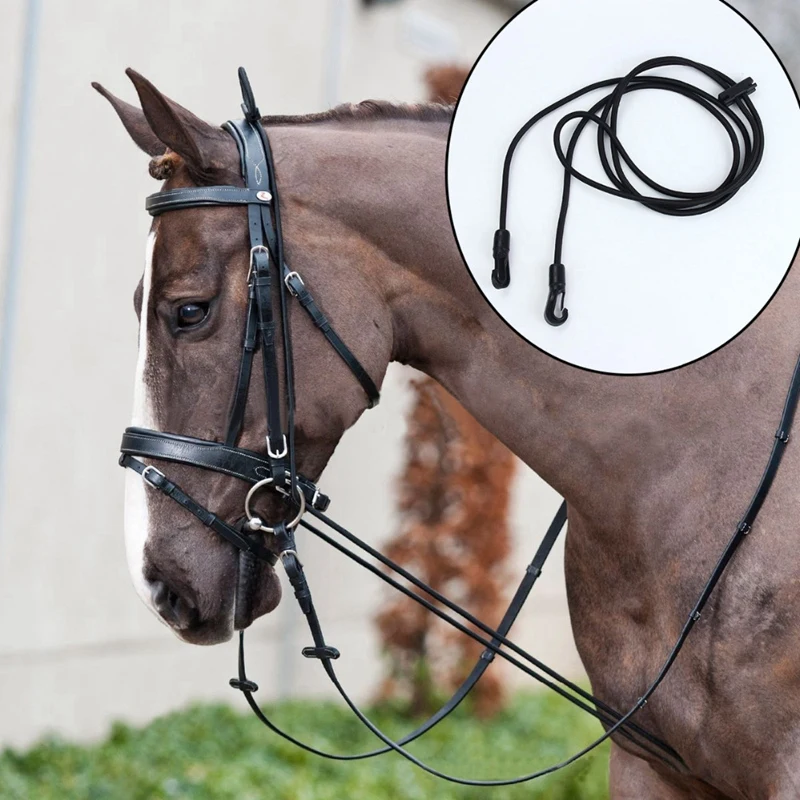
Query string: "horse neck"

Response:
xmin=370 ymin=116 xmax=800 ymax=531
xmin=415 ymin=261 xmax=800 ymax=539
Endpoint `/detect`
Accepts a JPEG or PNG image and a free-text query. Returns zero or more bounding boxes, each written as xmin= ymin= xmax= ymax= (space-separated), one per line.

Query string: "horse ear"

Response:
xmin=125 ymin=68 xmax=226 ymax=184
xmin=92 ymin=81 xmax=166 ymax=157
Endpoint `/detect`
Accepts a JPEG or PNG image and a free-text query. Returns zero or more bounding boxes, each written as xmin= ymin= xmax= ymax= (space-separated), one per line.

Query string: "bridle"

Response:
xmin=118 ymin=69 xmax=800 ymax=785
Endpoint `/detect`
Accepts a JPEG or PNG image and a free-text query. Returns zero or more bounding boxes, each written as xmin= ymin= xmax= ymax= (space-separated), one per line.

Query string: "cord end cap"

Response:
xmin=492 ymin=229 xmax=511 ymax=289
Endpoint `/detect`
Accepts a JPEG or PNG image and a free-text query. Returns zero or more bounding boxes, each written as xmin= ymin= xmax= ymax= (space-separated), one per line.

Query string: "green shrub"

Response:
xmin=0 ymin=692 xmax=609 ymax=799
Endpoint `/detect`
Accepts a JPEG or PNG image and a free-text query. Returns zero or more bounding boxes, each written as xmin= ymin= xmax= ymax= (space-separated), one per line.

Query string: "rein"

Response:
xmin=118 ymin=69 xmax=800 ymax=784
xmin=491 ymin=56 xmax=764 ymax=326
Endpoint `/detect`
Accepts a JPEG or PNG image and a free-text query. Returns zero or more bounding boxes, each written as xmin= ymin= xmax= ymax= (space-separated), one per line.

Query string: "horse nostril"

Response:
xmin=150 ymin=580 xmax=199 ymax=630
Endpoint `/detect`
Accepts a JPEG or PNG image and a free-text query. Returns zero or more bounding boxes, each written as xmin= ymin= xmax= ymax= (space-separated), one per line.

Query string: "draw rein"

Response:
xmin=118 ymin=69 xmax=800 ymax=785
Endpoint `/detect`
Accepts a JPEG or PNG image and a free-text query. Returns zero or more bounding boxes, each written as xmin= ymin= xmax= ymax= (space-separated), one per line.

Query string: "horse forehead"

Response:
xmin=150 ymin=209 xmax=247 ymax=282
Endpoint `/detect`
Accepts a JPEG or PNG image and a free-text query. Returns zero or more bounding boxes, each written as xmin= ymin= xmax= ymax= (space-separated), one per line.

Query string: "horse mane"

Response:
xmin=262 ymin=100 xmax=454 ymax=126
xmin=147 ymin=101 xmax=453 ymax=180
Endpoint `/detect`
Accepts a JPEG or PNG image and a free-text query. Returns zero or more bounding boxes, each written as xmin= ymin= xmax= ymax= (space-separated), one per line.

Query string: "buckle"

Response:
xmin=247 ymin=245 xmax=270 ymax=281
xmin=284 ymin=271 xmax=304 ymax=297
xmin=279 ymin=548 xmax=301 ymax=565
xmin=141 ymin=465 xmax=165 ymax=487
xmin=267 ymin=434 xmax=288 ymax=459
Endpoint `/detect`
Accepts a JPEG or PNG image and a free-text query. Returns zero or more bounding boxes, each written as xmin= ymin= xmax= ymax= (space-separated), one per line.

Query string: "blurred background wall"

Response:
xmin=0 ymin=0 xmax=796 ymax=749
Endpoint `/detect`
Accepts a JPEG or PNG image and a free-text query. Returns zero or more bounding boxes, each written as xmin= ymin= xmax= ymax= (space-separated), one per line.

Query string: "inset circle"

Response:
xmin=447 ymin=0 xmax=800 ymax=374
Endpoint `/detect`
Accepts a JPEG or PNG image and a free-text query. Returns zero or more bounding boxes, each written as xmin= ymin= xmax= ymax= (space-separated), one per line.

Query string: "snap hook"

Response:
xmin=544 ymin=263 xmax=568 ymax=327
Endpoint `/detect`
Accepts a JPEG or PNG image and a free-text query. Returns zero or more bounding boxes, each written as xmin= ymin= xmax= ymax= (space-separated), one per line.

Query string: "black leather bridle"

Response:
xmin=118 ymin=69 xmax=800 ymax=785
xmin=120 ymin=69 xmax=379 ymax=566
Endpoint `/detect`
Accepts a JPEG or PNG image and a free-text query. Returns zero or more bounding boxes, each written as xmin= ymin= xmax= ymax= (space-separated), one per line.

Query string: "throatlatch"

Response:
xmin=119 ymin=69 xmax=800 ymax=785
xmin=492 ymin=56 xmax=764 ymax=326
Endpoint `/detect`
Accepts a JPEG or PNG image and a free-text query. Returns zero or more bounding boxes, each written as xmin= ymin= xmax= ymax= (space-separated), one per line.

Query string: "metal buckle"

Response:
xmin=277 ymin=482 xmax=321 ymax=510
xmin=267 ymin=434 xmax=288 ymax=459
xmin=247 ymin=245 xmax=270 ymax=281
xmin=284 ymin=271 xmax=304 ymax=296
xmin=141 ymin=465 xmax=165 ymax=486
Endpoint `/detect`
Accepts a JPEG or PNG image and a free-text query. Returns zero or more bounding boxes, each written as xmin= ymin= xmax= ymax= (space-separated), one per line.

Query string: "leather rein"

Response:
xmin=118 ymin=69 xmax=800 ymax=785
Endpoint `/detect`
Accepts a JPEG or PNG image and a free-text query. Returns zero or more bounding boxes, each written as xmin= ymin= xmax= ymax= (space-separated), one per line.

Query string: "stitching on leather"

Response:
xmin=124 ymin=433 xmax=268 ymax=468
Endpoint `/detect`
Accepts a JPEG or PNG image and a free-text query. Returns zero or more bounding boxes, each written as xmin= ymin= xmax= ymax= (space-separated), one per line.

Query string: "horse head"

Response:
xmin=95 ymin=70 xmax=395 ymax=644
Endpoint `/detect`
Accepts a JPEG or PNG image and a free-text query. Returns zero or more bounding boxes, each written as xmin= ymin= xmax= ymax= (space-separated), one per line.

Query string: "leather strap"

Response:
xmin=230 ymin=500 xmax=679 ymax=767
xmin=226 ymin=117 xmax=288 ymax=484
xmin=146 ymin=186 xmax=270 ymax=216
xmin=286 ymin=272 xmax=380 ymax=408
xmin=121 ymin=454 xmax=277 ymax=565
xmin=120 ymin=427 xmax=330 ymax=511
xmin=225 ymin=287 xmax=259 ymax=447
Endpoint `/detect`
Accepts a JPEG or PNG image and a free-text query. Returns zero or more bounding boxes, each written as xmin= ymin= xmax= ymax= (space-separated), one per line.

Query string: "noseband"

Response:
xmin=118 ymin=69 xmax=800 ymax=785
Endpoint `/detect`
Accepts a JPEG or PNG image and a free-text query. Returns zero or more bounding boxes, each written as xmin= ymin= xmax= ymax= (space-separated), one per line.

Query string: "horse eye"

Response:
xmin=176 ymin=302 xmax=209 ymax=328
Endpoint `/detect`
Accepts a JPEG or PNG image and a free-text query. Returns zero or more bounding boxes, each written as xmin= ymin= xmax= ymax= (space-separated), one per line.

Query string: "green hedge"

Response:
xmin=0 ymin=693 xmax=609 ymax=799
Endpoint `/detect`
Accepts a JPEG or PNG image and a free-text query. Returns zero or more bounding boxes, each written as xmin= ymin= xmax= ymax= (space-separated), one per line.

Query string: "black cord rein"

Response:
xmin=491 ymin=56 xmax=763 ymax=326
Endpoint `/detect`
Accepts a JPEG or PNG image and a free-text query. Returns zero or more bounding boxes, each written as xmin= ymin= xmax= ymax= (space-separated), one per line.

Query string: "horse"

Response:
xmin=94 ymin=69 xmax=800 ymax=799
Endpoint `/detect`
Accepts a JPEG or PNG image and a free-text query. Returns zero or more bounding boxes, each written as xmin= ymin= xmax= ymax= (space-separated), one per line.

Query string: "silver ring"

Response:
xmin=244 ymin=477 xmax=306 ymax=533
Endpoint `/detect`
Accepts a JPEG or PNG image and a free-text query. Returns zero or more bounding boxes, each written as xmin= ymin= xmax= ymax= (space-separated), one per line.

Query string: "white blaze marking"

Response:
xmin=124 ymin=231 xmax=162 ymax=619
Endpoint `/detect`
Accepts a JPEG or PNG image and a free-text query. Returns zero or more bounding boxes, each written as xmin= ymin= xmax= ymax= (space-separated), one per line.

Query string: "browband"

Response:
xmin=145 ymin=186 xmax=273 ymax=215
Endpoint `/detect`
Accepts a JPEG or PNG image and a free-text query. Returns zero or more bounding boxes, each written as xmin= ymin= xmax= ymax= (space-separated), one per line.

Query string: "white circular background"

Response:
xmin=447 ymin=0 xmax=800 ymax=374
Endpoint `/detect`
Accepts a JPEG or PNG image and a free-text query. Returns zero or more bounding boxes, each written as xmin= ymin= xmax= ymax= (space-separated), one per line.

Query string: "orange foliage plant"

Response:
xmin=376 ymin=378 xmax=516 ymax=717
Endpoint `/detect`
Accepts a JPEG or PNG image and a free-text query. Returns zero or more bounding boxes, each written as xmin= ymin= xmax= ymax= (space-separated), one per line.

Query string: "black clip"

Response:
xmin=229 ymin=677 xmax=259 ymax=693
xmin=491 ymin=229 xmax=511 ymax=289
xmin=718 ymin=78 xmax=756 ymax=107
xmin=776 ymin=429 xmax=790 ymax=444
xmin=237 ymin=67 xmax=261 ymax=122
xmin=302 ymin=645 xmax=341 ymax=660
xmin=544 ymin=263 xmax=569 ymax=326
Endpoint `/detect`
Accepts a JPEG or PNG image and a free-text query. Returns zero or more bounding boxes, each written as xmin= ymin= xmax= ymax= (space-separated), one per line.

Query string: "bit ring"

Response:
xmin=244 ymin=477 xmax=306 ymax=533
